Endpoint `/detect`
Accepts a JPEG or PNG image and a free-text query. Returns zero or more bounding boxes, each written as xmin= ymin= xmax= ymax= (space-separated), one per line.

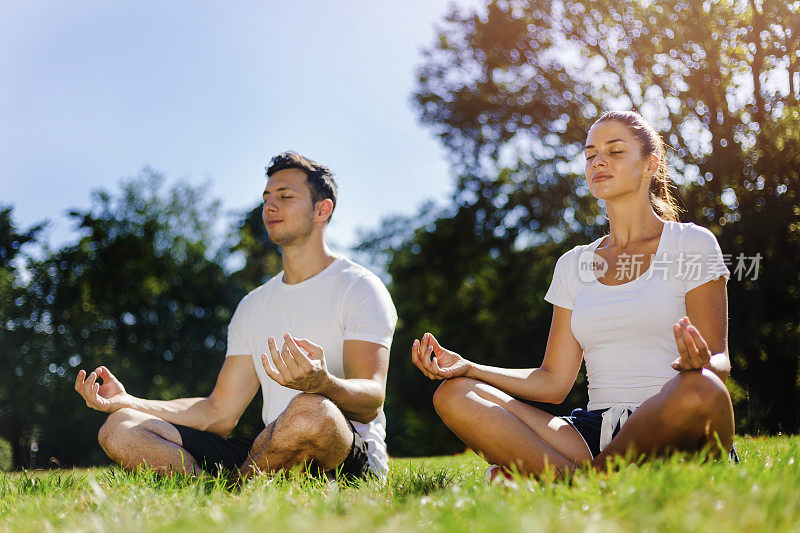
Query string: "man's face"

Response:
xmin=262 ymin=168 xmax=316 ymax=247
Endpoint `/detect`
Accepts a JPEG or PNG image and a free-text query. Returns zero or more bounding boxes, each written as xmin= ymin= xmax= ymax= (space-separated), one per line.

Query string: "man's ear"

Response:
xmin=316 ymin=199 xmax=334 ymax=223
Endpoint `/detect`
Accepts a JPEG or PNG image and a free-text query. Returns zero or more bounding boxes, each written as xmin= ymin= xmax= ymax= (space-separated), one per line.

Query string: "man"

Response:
xmin=74 ymin=152 xmax=397 ymax=480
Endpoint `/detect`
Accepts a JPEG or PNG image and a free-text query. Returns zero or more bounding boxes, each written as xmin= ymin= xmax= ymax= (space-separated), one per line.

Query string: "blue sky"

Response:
xmin=0 ymin=1 xmax=482 ymax=254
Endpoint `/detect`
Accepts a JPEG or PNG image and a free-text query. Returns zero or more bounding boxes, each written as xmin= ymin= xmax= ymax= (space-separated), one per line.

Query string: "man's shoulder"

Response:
xmin=333 ymin=257 xmax=384 ymax=282
xmin=238 ymin=274 xmax=283 ymax=306
xmin=329 ymin=258 xmax=395 ymax=309
xmin=337 ymin=256 xmax=375 ymax=276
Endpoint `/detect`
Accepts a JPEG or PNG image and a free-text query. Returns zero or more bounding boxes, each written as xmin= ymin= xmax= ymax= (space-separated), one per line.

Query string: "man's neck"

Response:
xmin=280 ymin=237 xmax=337 ymax=285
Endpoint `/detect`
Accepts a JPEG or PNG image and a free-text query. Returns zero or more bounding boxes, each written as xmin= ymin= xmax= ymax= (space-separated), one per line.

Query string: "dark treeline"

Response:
xmin=2 ymin=0 xmax=799 ymax=467
xmin=0 ymin=174 xmax=280 ymax=468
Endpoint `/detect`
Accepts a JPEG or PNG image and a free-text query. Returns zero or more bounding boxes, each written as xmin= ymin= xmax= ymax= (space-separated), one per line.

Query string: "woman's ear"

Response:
xmin=645 ymin=153 xmax=660 ymax=178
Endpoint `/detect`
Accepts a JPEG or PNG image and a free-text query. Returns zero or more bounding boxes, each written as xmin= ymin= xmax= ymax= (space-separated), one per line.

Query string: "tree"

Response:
xmin=0 ymin=171 xmax=255 ymax=467
xmin=0 ymin=206 xmax=46 ymax=466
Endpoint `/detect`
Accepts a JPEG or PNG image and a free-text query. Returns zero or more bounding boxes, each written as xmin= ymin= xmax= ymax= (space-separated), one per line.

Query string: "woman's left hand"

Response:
xmin=671 ymin=316 xmax=712 ymax=372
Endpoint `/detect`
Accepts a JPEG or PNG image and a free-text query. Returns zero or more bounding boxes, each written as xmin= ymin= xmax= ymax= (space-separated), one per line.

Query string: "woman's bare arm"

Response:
xmin=412 ymin=305 xmax=584 ymax=403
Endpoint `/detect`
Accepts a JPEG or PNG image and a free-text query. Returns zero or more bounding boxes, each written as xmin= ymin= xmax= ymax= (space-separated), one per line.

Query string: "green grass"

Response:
xmin=1 ymin=436 xmax=798 ymax=532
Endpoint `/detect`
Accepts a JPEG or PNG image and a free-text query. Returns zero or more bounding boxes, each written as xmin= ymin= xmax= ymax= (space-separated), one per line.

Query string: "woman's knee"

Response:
xmin=663 ymin=369 xmax=732 ymax=422
xmin=432 ymin=377 xmax=479 ymax=416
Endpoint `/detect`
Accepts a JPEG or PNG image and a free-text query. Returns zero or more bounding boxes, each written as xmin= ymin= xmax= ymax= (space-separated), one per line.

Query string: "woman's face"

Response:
xmin=584 ymin=120 xmax=655 ymax=201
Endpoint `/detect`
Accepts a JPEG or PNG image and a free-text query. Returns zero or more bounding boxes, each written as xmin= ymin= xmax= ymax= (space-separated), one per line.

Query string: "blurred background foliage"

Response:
xmin=2 ymin=0 xmax=799 ymax=466
xmin=0 ymin=172 xmax=279 ymax=467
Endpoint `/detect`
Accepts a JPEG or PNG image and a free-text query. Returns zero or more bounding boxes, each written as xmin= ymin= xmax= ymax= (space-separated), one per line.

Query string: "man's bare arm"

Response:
xmin=317 ymin=339 xmax=388 ymax=423
xmin=261 ymin=335 xmax=388 ymax=424
xmin=76 ymin=355 xmax=260 ymax=436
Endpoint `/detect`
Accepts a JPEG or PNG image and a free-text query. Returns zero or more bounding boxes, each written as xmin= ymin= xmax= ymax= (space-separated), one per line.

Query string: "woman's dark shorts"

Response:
xmin=174 ymin=419 xmax=371 ymax=479
xmin=560 ymin=408 xmax=624 ymax=459
xmin=560 ymin=407 xmax=740 ymax=462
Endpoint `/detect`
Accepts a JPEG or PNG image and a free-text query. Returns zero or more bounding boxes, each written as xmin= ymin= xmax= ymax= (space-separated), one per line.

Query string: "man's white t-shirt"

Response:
xmin=225 ymin=256 xmax=397 ymax=475
xmin=544 ymin=221 xmax=730 ymax=448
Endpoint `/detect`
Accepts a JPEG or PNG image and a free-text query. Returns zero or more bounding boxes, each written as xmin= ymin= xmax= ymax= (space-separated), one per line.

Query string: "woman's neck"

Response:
xmin=604 ymin=197 xmax=664 ymax=249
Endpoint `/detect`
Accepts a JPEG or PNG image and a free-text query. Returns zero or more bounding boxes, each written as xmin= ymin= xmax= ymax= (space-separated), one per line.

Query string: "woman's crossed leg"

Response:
xmin=592 ymin=368 xmax=734 ymax=469
xmin=433 ymin=377 xmax=592 ymax=480
xmin=433 ymin=368 xmax=734 ymax=480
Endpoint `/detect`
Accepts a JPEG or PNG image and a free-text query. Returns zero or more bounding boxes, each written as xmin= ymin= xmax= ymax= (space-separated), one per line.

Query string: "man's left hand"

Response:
xmin=261 ymin=334 xmax=330 ymax=393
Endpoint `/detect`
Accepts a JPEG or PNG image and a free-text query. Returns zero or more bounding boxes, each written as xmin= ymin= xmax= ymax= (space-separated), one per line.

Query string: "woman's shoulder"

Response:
xmin=560 ymin=235 xmax=605 ymax=259
xmin=663 ymin=220 xmax=723 ymax=253
xmin=552 ymin=236 xmax=606 ymax=278
xmin=554 ymin=241 xmax=590 ymax=265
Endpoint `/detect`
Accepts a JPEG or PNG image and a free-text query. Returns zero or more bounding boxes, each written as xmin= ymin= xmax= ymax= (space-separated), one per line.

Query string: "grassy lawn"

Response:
xmin=1 ymin=435 xmax=798 ymax=532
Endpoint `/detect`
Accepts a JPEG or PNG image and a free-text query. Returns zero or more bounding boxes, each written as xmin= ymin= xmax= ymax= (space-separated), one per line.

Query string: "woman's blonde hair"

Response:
xmin=593 ymin=111 xmax=682 ymax=222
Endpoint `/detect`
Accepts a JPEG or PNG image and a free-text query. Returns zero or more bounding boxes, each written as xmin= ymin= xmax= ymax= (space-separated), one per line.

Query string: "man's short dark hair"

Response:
xmin=266 ymin=151 xmax=338 ymax=222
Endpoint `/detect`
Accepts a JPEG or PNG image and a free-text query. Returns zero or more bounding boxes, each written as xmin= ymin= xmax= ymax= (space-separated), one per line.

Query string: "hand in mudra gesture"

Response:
xmin=671 ymin=316 xmax=714 ymax=372
xmin=261 ymin=334 xmax=329 ymax=393
xmin=74 ymin=366 xmax=131 ymax=412
xmin=411 ymin=332 xmax=471 ymax=380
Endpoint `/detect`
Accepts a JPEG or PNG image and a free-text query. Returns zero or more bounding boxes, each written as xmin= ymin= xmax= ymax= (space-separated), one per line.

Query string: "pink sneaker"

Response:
xmin=483 ymin=465 xmax=518 ymax=488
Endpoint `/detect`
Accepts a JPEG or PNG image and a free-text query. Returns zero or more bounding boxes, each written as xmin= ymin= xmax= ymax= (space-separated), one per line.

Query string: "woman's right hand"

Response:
xmin=75 ymin=366 xmax=132 ymax=413
xmin=411 ymin=332 xmax=472 ymax=380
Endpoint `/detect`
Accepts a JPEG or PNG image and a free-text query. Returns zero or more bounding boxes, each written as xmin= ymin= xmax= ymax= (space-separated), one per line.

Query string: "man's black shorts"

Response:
xmin=173 ymin=419 xmax=371 ymax=479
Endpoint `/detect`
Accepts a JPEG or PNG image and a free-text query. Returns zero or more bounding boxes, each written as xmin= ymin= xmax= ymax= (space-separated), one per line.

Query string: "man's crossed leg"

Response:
xmin=98 ymin=393 xmax=370 ymax=480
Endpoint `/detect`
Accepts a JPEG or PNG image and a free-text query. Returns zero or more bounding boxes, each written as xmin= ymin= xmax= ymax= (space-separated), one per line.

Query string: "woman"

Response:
xmin=411 ymin=111 xmax=735 ymax=480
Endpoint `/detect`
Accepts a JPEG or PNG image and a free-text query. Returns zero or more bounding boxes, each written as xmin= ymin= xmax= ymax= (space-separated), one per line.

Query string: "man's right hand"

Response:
xmin=75 ymin=366 xmax=132 ymax=413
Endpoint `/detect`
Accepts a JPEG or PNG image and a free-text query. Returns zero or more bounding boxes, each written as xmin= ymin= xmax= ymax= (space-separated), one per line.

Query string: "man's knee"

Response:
xmin=280 ymin=393 xmax=344 ymax=445
xmin=432 ymin=377 xmax=477 ymax=417
xmin=98 ymin=408 xmax=140 ymax=457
